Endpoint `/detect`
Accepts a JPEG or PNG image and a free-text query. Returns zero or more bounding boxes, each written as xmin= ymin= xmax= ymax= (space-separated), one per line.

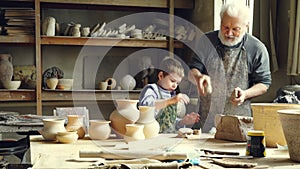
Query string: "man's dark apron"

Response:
xmin=199 ymin=44 xmax=252 ymax=132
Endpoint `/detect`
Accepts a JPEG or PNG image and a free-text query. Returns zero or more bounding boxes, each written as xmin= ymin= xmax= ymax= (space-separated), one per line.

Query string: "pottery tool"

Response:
xmin=200 ymin=149 xmax=240 ymax=156
xmin=211 ymin=158 xmax=257 ymax=168
xmin=79 ymin=150 xmax=187 ymax=160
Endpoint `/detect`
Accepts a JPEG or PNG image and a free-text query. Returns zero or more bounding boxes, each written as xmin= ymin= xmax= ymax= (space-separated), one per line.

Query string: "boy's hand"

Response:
xmin=173 ymin=93 xmax=190 ymax=104
xmin=179 ymin=112 xmax=200 ymax=126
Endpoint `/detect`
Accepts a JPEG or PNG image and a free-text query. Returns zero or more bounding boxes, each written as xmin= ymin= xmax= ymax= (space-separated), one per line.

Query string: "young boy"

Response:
xmin=139 ymin=57 xmax=200 ymax=133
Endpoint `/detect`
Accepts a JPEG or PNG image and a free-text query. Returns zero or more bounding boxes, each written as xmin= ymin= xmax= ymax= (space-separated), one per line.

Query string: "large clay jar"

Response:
xmin=136 ymin=106 xmax=160 ymax=139
xmin=39 ymin=118 xmax=66 ymax=141
xmin=0 ymin=53 xmax=13 ymax=88
xmin=66 ymin=115 xmax=86 ymax=139
xmin=120 ymin=74 xmax=136 ymax=90
xmin=109 ymin=99 xmax=140 ymax=137
xmin=123 ymin=124 xmax=145 ymax=142
xmin=278 ymin=110 xmax=300 ymax=162
xmin=89 ymin=120 xmax=111 ymax=140
xmin=46 ymin=77 xmax=58 ymax=89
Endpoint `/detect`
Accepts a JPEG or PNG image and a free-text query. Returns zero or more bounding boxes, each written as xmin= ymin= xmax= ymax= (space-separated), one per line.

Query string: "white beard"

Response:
xmin=218 ymin=31 xmax=245 ymax=47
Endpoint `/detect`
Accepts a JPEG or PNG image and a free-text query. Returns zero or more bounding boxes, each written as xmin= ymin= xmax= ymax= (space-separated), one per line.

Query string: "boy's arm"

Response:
xmin=155 ymin=93 xmax=190 ymax=110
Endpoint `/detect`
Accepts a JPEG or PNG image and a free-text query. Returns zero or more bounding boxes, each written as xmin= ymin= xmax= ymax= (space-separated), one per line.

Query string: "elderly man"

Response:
xmin=188 ymin=2 xmax=272 ymax=132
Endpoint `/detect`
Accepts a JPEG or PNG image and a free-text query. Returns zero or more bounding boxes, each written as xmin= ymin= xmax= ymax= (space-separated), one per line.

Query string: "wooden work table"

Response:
xmin=30 ymin=133 xmax=300 ymax=169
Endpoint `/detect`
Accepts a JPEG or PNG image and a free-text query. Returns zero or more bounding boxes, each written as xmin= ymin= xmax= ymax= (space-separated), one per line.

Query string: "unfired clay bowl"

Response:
xmin=56 ymin=131 xmax=78 ymax=143
xmin=278 ymin=109 xmax=300 ymax=162
xmin=58 ymin=78 xmax=73 ymax=90
xmin=3 ymin=80 xmax=21 ymax=90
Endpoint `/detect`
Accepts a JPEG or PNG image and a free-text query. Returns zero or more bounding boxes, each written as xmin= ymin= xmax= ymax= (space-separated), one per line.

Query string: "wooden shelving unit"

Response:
xmin=0 ymin=0 xmax=194 ymax=115
xmin=0 ymin=89 xmax=35 ymax=101
xmin=41 ymin=36 xmax=184 ymax=48
xmin=41 ymin=90 xmax=140 ymax=101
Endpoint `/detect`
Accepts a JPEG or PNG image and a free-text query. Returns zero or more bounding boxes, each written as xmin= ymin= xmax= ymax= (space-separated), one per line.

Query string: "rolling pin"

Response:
xmin=79 ymin=150 xmax=187 ymax=161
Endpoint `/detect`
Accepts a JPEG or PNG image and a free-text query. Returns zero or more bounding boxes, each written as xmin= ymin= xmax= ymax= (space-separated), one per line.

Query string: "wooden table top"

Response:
xmin=30 ymin=133 xmax=300 ymax=169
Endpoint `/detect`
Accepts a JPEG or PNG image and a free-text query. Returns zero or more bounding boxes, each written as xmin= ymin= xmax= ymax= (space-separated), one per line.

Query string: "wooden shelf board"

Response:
xmin=41 ymin=36 xmax=183 ymax=48
xmin=42 ymin=90 xmax=140 ymax=101
xmin=40 ymin=0 xmax=194 ymax=9
xmin=0 ymin=35 xmax=35 ymax=44
xmin=0 ymin=89 xmax=36 ymax=101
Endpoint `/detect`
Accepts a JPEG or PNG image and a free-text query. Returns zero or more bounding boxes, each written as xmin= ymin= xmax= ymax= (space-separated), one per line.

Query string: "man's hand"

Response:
xmin=230 ymin=87 xmax=246 ymax=106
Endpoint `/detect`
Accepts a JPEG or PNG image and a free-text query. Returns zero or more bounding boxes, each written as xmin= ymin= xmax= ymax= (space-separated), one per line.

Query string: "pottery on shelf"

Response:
xmin=123 ymin=124 xmax=145 ymax=142
xmin=58 ymin=78 xmax=73 ymax=90
xmin=39 ymin=118 xmax=66 ymax=141
xmin=105 ymin=77 xmax=116 ymax=90
xmin=136 ymin=106 xmax=160 ymax=139
xmin=46 ymin=77 xmax=58 ymax=89
xmin=278 ymin=109 xmax=300 ymax=162
xmin=0 ymin=53 xmax=13 ymax=88
xmin=42 ymin=16 xmax=56 ymax=36
xmin=89 ymin=120 xmax=111 ymax=140
xmin=119 ymin=74 xmax=136 ymax=90
xmin=65 ymin=115 xmax=86 ymax=139
xmin=56 ymin=131 xmax=78 ymax=143
xmin=109 ymin=99 xmax=140 ymax=137
xmin=2 ymin=80 xmax=21 ymax=90
xmin=99 ymin=81 xmax=108 ymax=90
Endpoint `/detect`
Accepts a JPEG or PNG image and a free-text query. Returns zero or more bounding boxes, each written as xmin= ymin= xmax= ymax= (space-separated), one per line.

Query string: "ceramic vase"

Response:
xmin=89 ymin=120 xmax=111 ymax=140
xmin=109 ymin=99 xmax=140 ymax=137
xmin=278 ymin=110 xmax=300 ymax=162
xmin=66 ymin=115 xmax=86 ymax=139
xmin=0 ymin=53 xmax=13 ymax=88
xmin=42 ymin=16 xmax=56 ymax=36
xmin=39 ymin=118 xmax=66 ymax=141
xmin=120 ymin=74 xmax=136 ymax=90
xmin=56 ymin=131 xmax=78 ymax=144
xmin=123 ymin=124 xmax=145 ymax=142
xmin=46 ymin=78 xmax=58 ymax=89
xmin=136 ymin=106 xmax=160 ymax=139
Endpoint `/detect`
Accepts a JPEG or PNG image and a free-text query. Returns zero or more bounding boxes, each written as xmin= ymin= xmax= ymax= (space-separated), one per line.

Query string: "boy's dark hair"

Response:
xmin=159 ymin=57 xmax=184 ymax=78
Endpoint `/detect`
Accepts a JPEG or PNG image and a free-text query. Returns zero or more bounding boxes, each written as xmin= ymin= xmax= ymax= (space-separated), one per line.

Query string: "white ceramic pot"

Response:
xmin=123 ymin=124 xmax=145 ymax=142
xmin=109 ymin=99 xmax=140 ymax=137
xmin=136 ymin=106 xmax=159 ymax=139
xmin=65 ymin=115 xmax=86 ymax=139
xmin=46 ymin=78 xmax=58 ymax=89
xmin=278 ymin=109 xmax=300 ymax=162
xmin=56 ymin=131 xmax=78 ymax=143
xmin=58 ymin=78 xmax=73 ymax=90
xmin=119 ymin=74 xmax=136 ymax=90
xmin=39 ymin=118 xmax=66 ymax=141
xmin=89 ymin=120 xmax=111 ymax=140
xmin=3 ymin=80 xmax=21 ymax=90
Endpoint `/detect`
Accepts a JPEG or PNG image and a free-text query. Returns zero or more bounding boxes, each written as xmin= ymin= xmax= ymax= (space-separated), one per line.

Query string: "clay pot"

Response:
xmin=120 ymin=74 xmax=136 ymax=90
xmin=46 ymin=78 xmax=58 ymax=89
xmin=3 ymin=80 xmax=21 ymax=90
xmin=278 ymin=110 xmax=300 ymax=162
xmin=136 ymin=106 xmax=159 ymax=139
xmin=105 ymin=77 xmax=116 ymax=90
xmin=56 ymin=131 xmax=78 ymax=144
xmin=58 ymin=78 xmax=73 ymax=90
xmin=124 ymin=124 xmax=145 ymax=142
xmin=0 ymin=53 xmax=13 ymax=88
xmin=251 ymin=103 xmax=300 ymax=147
xmin=89 ymin=120 xmax=111 ymax=140
xmin=42 ymin=16 xmax=56 ymax=36
xmin=65 ymin=115 xmax=86 ymax=139
xmin=99 ymin=81 xmax=108 ymax=90
xmin=109 ymin=99 xmax=140 ymax=137
xmin=39 ymin=118 xmax=66 ymax=141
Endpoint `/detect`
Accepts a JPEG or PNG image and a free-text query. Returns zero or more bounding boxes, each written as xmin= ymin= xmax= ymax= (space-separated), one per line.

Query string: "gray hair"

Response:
xmin=220 ymin=2 xmax=251 ymax=25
